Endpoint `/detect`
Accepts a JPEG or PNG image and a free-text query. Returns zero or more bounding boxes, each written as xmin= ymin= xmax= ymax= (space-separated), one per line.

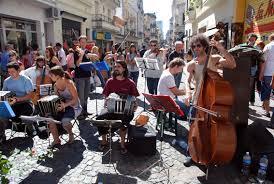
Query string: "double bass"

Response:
xmin=188 ymin=33 xmax=237 ymax=166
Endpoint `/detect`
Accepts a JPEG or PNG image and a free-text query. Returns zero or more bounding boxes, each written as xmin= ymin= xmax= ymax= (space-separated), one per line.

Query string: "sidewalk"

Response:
xmin=0 ymin=74 xmax=273 ymax=184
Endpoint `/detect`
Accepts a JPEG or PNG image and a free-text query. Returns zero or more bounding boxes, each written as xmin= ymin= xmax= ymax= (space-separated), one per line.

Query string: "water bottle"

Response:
xmin=257 ymin=155 xmax=268 ymax=183
xmin=241 ymin=152 xmax=251 ymax=176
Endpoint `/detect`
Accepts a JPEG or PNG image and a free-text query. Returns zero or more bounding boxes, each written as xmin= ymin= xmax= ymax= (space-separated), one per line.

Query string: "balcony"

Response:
xmin=92 ymin=14 xmax=120 ymax=33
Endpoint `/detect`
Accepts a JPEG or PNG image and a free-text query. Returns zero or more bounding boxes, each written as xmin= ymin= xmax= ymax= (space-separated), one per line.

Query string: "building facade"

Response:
xmin=91 ymin=0 xmax=120 ymax=50
xmin=143 ymin=13 xmax=157 ymax=47
xmin=0 ymin=0 xmax=56 ymax=55
xmin=172 ymin=0 xmax=186 ymax=43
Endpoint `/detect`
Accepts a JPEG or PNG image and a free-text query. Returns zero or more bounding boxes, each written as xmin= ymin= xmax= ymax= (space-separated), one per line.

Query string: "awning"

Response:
xmin=203 ymin=28 xmax=219 ymax=37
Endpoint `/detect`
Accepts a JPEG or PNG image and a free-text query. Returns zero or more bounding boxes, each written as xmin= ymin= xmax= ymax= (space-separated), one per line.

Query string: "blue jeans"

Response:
xmin=74 ymin=77 xmax=90 ymax=112
xmin=261 ymin=76 xmax=272 ymax=101
xmin=147 ymin=78 xmax=159 ymax=94
xmin=174 ymin=72 xmax=183 ymax=88
xmin=175 ymin=99 xmax=190 ymax=120
xmin=129 ymin=71 xmax=139 ymax=85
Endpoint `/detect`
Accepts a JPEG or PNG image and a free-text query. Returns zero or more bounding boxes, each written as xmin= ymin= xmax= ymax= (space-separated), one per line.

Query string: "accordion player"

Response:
xmin=46 ymin=66 xmax=82 ymax=149
xmin=95 ymin=60 xmax=140 ymax=154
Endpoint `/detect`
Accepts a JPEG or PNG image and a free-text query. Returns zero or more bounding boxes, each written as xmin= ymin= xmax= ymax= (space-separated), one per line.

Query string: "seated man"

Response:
xmin=0 ymin=62 xmax=34 ymax=142
xmin=157 ymin=57 xmax=188 ymax=119
xmin=96 ymin=60 xmax=139 ymax=154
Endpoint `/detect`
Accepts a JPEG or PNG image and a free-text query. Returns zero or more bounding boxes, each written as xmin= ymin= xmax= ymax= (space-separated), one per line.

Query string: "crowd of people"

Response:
xmin=0 ymin=32 xmax=273 ymax=155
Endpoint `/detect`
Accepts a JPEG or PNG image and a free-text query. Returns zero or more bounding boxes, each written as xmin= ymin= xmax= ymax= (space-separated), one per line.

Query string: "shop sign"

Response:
xmin=105 ymin=32 xmax=112 ymax=40
xmin=97 ymin=32 xmax=104 ymax=40
xmin=244 ymin=0 xmax=274 ymax=41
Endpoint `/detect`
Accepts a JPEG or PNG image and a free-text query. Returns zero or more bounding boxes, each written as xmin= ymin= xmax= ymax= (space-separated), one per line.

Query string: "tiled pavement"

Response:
xmin=1 ymin=74 xmax=273 ymax=184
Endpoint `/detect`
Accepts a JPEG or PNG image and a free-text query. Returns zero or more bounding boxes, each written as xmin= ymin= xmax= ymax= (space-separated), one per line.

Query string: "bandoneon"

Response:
xmin=37 ymin=95 xmax=62 ymax=117
xmin=106 ymin=93 xmax=136 ymax=115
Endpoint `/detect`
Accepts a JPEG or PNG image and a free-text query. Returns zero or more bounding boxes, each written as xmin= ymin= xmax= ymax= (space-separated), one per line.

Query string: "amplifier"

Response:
xmin=128 ymin=124 xmax=156 ymax=156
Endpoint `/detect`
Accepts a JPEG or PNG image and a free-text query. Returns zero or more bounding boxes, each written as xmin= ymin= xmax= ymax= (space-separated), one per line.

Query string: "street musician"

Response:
xmin=96 ymin=60 xmax=139 ymax=154
xmin=0 ymin=62 xmax=34 ymax=142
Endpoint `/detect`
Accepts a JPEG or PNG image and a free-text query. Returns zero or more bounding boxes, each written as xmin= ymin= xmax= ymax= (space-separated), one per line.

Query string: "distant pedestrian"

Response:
xmin=260 ymin=33 xmax=274 ymax=117
xmin=168 ymin=41 xmax=184 ymax=88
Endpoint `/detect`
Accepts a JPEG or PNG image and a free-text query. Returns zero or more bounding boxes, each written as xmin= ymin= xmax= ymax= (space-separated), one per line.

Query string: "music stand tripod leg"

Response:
xmin=137 ymin=110 xmax=170 ymax=183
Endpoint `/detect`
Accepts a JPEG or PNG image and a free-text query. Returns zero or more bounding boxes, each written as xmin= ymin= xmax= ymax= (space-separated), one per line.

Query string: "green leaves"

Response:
xmin=0 ymin=152 xmax=12 ymax=183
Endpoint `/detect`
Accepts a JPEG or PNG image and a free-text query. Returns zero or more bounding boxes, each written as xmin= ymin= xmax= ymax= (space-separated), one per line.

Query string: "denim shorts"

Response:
xmin=55 ymin=106 xmax=75 ymax=125
xmin=260 ymin=76 xmax=272 ymax=101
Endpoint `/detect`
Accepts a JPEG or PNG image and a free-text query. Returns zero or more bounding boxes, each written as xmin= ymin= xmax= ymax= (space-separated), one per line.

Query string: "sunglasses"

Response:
xmin=191 ymin=44 xmax=202 ymax=49
xmin=150 ymin=44 xmax=157 ymax=47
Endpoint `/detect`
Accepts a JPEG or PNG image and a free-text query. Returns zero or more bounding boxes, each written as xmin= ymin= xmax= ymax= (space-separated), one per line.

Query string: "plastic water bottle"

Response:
xmin=257 ymin=155 xmax=268 ymax=183
xmin=172 ymin=139 xmax=188 ymax=151
xmin=241 ymin=152 xmax=251 ymax=176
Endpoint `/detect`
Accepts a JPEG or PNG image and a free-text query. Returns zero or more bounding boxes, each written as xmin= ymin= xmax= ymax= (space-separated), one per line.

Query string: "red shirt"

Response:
xmin=103 ymin=78 xmax=139 ymax=97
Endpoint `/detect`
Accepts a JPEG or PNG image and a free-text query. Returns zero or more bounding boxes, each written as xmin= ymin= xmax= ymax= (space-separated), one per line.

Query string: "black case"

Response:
xmin=128 ymin=124 xmax=156 ymax=156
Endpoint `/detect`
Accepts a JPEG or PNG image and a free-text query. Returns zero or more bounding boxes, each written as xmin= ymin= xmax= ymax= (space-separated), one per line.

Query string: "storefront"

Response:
xmin=62 ymin=18 xmax=81 ymax=49
xmin=92 ymin=31 xmax=113 ymax=50
xmin=244 ymin=0 xmax=274 ymax=42
xmin=0 ymin=17 xmax=38 ymax=56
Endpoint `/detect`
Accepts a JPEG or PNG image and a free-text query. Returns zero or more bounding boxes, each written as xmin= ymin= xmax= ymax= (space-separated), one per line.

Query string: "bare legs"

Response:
xmin=48 ymin=122 xmax=74 ymax=144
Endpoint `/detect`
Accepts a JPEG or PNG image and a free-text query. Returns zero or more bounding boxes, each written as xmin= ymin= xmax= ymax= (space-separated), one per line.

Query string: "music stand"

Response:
xmin=135 ymin=58 xmax=159 ymax=113
xmin=138 ymin=94 xmax=184 ymax=180
xmin=90 ymin=118 xmax=122 ymax=173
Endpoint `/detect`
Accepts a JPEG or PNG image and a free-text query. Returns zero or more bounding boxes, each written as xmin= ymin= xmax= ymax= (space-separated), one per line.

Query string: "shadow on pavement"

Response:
xmin=0 ymin=137 xmax=33 ymax=157
xmin=96 ymin=172 xmax=137 ymax=184
xmin=78 ymin=119 xmax=100 ymax=151
xmin=20 ymin=140 xmax=85 ymax=184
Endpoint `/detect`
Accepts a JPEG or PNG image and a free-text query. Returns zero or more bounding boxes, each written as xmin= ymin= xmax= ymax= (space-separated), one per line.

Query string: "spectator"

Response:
xmin=260 ymin=33 xmax=274 ymax=117
xmin=126 ymin=43 xmax=140 ymax=85
xmin=45 ymin=46 xmax=60 ymax=68
xmin=56 ymin=43 xmax=67 ymax=71
xmin=0 ymin=44 xmax=13 ymax=86
xmin=168 ymin=41 xmax=185 ymax=88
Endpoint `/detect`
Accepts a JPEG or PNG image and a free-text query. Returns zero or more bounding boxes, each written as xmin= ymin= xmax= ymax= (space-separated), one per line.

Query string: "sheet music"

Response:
xmin=0 ymin=91 xmax=11 ymax=97
xmin=39 ymin=84 xmax=53 ymax=96
xmin=135 ymin=58 xmax=159 ymax=70
xmin=20 ymin=115 xmax=61 ymax=124
xmin=135 ymin=57 xmax=147 ymax=69
xmin=146 ymin=58 xmax=159 ymax=70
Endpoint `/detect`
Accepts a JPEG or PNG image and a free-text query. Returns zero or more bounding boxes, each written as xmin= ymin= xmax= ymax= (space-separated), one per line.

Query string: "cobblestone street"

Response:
xmin=1 ymin=75 xmax=273 ymax=184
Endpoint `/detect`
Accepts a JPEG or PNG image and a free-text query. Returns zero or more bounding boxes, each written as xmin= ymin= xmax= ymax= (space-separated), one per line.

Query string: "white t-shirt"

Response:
xmin=263 ymin=41 xmax=274 ymax=76
xmin=58 ymin=48 xmax=67 ymax=66
xmin=157 ymin=69 xmax=176 ymax=99
xmin=20 ymin=67 xmax=40 ymax=89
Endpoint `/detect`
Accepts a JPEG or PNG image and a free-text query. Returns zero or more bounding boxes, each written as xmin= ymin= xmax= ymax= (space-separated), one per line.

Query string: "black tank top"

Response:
xmin=48 ymin=57 xmax=57 ymax=68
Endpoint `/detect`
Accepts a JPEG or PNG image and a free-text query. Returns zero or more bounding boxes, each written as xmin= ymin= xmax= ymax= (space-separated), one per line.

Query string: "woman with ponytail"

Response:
xmin=47 ymin=66 xmax=82 ymax=148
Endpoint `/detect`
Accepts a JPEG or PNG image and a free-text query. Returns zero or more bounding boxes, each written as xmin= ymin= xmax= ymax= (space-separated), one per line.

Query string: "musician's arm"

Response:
xmin=170 ymin=87 xmax=185 ymax=96
xmin=16 ymin=92 xmax=33 ymax=102
xmin=52 ymin=56 xmax=61 ymax=66
xmin=76 ymin=49 xmax=84 ymax=67
xmin=186 ymin=62 xmax=194 ymax=97
xmin=211 ymin=40 xmax=236 ymax=69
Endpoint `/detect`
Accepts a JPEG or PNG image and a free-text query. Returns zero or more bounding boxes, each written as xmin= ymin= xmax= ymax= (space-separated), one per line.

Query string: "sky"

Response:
xmin=143 ymin=0 xmax=172 ymax=38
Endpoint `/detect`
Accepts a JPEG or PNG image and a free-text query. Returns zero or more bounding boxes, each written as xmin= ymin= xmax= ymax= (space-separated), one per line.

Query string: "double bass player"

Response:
xmin=183 ymin=33 xmax=236 ymax=166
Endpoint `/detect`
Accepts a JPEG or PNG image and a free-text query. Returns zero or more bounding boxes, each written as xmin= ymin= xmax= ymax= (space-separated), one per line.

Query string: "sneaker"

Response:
xmin=183 ymin=156 xmax=192 ymax=167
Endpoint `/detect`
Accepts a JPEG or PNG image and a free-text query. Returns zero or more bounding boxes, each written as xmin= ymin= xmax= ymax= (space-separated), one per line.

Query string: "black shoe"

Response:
xmin=265 ymin=112 xmax=271 ymax=118
xmin=183 ymin=156 xmax=192 ymax=167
